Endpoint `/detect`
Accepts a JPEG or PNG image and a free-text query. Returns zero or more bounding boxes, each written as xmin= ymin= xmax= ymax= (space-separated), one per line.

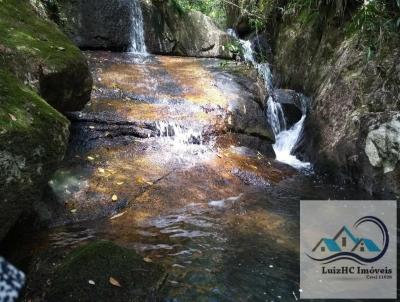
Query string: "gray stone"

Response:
xmin=56 ymin=0 xmax=133 ymax=50
xmin=52 ymin=0 xmax=234 ymax=58
xmin=365 ymin=116 xmax=400 ymax=173
xmin=142 ymin=3 xmax=234 ymax=58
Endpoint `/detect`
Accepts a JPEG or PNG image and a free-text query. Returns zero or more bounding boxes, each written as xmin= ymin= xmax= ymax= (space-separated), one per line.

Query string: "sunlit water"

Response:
xmin=0 ymin=52 xmax=371 ymax=301
xmin=227 ymin=29 xmax=310 ymax=170
xmin=1 ymin=175 xmax=370 ymax=301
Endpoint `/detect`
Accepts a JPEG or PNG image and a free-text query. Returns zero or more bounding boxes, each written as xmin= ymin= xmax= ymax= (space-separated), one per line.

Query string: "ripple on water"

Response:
xmin=1 ymin=52 xmax=373 ymax=302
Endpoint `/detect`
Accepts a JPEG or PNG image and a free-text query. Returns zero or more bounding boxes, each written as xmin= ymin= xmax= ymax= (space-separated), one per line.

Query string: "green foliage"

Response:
xmin=283 ymin=0 xmax=351 ymax=20
xmin=40 ymin=0 xmax=61 ymax=22
xmin=249 ymin=16 xmax=266 ymax=32
xmin=348 ymin=0 xmax=400 ymax=56
xmin=172 ymin=0 xmax=268 ymax=28
xmin=169 ymin=0 xmax=186 ymax=15
xmin=219 ymin=60 xmax=229 ymax=68
xmin=281 ymin=0 xmax=400 ymax=56
xmin=173 ymin=0 xmax=227 ymax=26
xmin=171 ymin=0 xmax=399 ymax=58
xmin=224 ymin=39 xmax=243 ymax=56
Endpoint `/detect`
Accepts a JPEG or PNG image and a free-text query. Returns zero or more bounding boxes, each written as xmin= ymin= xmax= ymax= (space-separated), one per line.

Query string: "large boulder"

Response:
xmin=365 ymin=115 xmax=400 ymax=175
xmin=0 ymin=0 xmax=92 ymax=240
xmin=0 ymin=70 xmax=69 ymax=240
xmin=142 ymin=1 xmax=233 ymax=58
xmin=0 ymin=0 xmax=92 ymax=113
xmin=48 ymin=0 xmax=133 ymax=50
xmin=51 ymin=0 xmax=233 ymax=58
xmin=25 ymin=241 xmax=166 ymax=301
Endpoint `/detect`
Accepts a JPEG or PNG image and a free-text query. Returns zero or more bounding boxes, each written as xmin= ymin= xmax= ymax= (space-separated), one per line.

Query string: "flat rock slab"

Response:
xmin=37 ymin=52 xmax=288 ymax=228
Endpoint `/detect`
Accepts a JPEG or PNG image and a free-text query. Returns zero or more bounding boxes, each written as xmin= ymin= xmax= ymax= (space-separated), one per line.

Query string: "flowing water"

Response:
xmin=272 ymin=101 xmax=310 ymax=169
xmin=128 ymin=0 xmax=147 ymax=54
xmin=0 ymin=50 xmax=369 ymax=300
xmin=227 ymin=29 xmax=310 ymax=170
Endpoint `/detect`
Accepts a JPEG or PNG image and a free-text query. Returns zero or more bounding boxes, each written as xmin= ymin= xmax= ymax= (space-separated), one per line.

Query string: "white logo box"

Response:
xmin=300 ymin=200 xmax=397 ymax=299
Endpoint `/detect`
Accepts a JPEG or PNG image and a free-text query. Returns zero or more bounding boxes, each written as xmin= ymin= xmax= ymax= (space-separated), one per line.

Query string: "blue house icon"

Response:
xmin=312 ymin=226 xmax=381 ymax=253
xmin=312 ymin=238 xmax=341 ymax=252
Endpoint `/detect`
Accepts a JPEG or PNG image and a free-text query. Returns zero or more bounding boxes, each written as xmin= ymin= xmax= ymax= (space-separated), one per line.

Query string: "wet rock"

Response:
xmin=25 ymin=240 xmax=166 ymax=302
xmin=0 ymin=70 xmax=69 ymax=240
xmin=251 ymin=33 xmax=273 ymax=63
xmin=208 ymin=61 xmax=274 ymax=143
xmin=34 ymin=52 xmax=280 ymax=226
xmin=67 ymin=111 xmax=157 ymax=139
xmin=273 ymin=89 xmax=304 ymax=127
xmin=231 ymin=168 xmax=270 ymax=187
xmin=53 ymin=0 xmax=133 ymax=50
xmin=281 ymin=104 xmax=302 ymax=128
xmin=39 ymin=63 xmax=92 ymax=113
xmin=273 ymin=89 xmax=303 ymax=109
xmin=229 ymin=134 xmax=275 ymax=157
xmin=88 ymin=53 xmax=273 ymax=146
xmin=51 ymin=0 xmax=233 ymax=58
xmin=228 ymin=104 xmax=274 ymax=142
xmin=141 ymin=1 xmax=233 ymax=58
xmin=0 ymin=0 xmax=92 ymax=113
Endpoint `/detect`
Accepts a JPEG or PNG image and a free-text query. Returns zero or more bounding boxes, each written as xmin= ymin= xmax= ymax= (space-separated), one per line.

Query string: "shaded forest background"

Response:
xmin=169 ymin=0 xmax=400 ymax=56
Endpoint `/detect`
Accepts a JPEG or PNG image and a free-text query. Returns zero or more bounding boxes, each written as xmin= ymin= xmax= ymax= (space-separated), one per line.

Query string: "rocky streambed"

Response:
xmin=1 ymin=0 xmax=399 ymax=300
xmin=1 ymin=51 xmax=370 ymax=301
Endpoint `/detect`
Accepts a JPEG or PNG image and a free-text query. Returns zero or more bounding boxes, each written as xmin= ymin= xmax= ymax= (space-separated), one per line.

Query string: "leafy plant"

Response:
xmin=224 ymin=39 xmax=243 ymax=56
xmin=281 ymin=0 xmax=399 ymax=57
xmin=219 ymin=60 xmax=229 ymax=68
xmin=249 ymin=16 xmax=265 ymax=32
xmin=173 ymin=0 xmax=227 ymax=26
xmin=283 ymin=0 xmax=351 ymax=19
xmin=348 ymin=0 xmax=400 ymax=56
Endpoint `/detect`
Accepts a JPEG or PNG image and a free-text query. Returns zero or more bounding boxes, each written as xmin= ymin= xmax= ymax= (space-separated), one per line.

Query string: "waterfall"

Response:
xmin=154 ymin=121 xmax=211 ymax=164
xmin=155 ymin=121 xmax=203 ymax=146
xmin=267 ymin=96 xmax=286 ymax=135
xmin=228 ymin=29 xmax=310 ymax=170
xmin=272 ymin=96 xmax=310 ymax=169
xmin=128 ymin=0 xmax=147 ymax=54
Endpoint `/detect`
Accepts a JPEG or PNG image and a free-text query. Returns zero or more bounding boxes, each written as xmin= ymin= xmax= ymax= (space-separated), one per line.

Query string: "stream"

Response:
xmin=1 ymin=51 xmax=370 ymax=301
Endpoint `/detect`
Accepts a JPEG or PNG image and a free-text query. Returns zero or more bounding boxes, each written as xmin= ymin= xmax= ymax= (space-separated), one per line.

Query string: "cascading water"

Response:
xmin=154 ymin=121 xmax=212 ymax=164
xmin=227 ymin=29 xmax=310 ymax=170
xmin=155 ymin=121 xmax=203 ymax=146
xmin=271 ymin=96 xmax=310 ymax=169
xmin=128 ymin=0 xmax=147 ymax=54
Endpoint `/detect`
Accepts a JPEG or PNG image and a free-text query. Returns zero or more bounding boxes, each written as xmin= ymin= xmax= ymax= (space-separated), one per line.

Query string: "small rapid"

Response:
xmin=128 ymin=0 xmax=147 ymax=54
xmin=227 ymin=29 xmax=310 ymax=170
xmin=155 ymin=121 xmax=204 ymax=146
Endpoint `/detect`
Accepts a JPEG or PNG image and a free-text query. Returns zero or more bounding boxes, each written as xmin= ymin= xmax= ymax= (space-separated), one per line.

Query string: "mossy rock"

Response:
xmin=46 ymin=241 xmax=166 ymax=302
xmin=0 ymin=0 xmax=92 ymax=112
xmin=0 ymin=68 xmax=69 ymax=240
